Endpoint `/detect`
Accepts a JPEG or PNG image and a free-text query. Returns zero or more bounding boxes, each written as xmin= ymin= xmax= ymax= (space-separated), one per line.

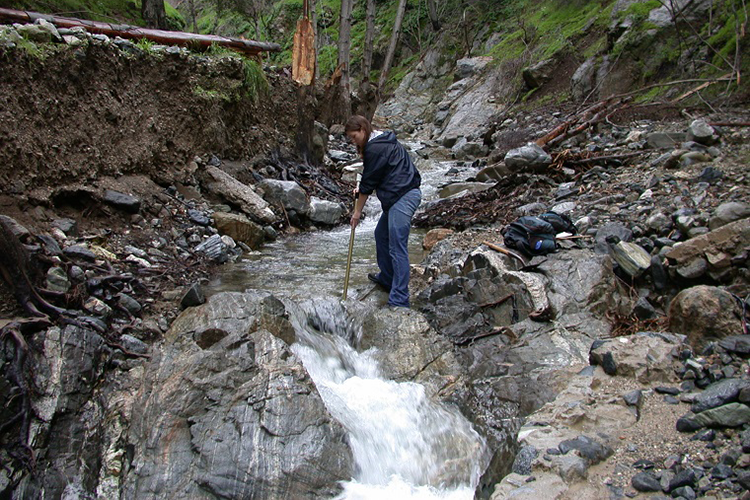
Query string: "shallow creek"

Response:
xmin=208 ymin=147 xmax=492 ymax=499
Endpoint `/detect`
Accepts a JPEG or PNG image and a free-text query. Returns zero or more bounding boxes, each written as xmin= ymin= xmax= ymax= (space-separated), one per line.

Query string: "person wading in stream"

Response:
xmin=346 ymin=115 xmax=422 ymax=308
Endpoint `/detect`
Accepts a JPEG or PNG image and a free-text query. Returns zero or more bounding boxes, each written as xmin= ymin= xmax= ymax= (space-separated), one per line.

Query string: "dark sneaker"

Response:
xmin=367 ymin=272 xmax=391 ymax=291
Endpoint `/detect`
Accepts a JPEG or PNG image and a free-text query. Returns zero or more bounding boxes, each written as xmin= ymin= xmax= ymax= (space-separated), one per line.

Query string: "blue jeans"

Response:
xmin=373 ymin=188 xmax=421 ymax=307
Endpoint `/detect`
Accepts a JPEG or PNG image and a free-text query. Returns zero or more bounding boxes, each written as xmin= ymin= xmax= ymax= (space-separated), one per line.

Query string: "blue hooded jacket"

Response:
xmin=359 ymin=131 xmax=421 ymax=211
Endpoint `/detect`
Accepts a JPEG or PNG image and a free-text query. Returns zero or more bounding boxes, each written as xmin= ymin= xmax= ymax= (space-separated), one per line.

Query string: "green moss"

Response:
xmin=633 ymin=85 xmax=664 ymax=103
xmin=193 ymin=85 xmax=231 ymax=101
xmin=617 ymin=0 xmax=661 ymax=21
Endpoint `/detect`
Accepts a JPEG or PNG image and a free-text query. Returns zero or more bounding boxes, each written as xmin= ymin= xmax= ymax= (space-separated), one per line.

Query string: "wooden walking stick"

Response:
xmin=342 ymin=223 xmax=355 ymax=300
xmin=342 ymin=179 xmax=361 ymax=300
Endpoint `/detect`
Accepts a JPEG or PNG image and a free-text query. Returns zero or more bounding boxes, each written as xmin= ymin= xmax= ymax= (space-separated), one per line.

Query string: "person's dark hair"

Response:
xmin=345 ymin=115 xmax=373 ymax=155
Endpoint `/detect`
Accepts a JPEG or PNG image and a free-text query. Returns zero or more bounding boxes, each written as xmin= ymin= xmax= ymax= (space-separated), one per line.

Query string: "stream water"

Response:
xmin=208 ymin=147 xmax=489 ymax=499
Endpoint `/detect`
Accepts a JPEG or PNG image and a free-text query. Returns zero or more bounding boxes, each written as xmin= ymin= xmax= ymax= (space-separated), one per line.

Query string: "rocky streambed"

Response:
xmin=2 ymin=19 xmax=750 ymax=499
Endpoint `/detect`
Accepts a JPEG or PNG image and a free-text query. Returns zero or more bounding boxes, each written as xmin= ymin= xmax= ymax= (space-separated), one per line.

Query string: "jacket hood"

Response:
xmin=369 ymin=130 xmax=397 ymax=144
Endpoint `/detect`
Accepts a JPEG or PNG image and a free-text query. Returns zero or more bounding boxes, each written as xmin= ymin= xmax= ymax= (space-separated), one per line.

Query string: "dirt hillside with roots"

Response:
xmin=0 ymin=42 xmax=301 ymax=230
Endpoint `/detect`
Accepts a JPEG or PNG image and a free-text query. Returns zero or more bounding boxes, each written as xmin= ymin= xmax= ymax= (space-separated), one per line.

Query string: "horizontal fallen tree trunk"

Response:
xmin=0 ymin=7 xmax=281 ymax=56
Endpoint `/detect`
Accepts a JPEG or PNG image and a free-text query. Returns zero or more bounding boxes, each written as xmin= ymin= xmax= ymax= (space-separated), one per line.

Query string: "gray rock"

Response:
xmin=103 ymin=190 xmax=141 ymax=214
xmin=594 ymin=223 xmax=632 ymax=254
xmin=202 ymin=166 xmax=275 ymax=223
xmin=119 ymin=334 xmax=148 ymax=355
xmin=504 ymin=143 xmax=552 ymax=173
xmin=571 ymin=58 xmax=597 ymax=101
xmin=646 ymin=132 xmax=687 ymax=148
xmin=688 ymin=119 xmax=719 ymax=145
xmin=522 ymin=58 xmax=555 ymax=88
xmin=691 ymin=403 xmax=750 ymax=428
xmin=259 ymin=179 xmax=310 ymax=214
xmin=52 ymin=218 xmax=78 ymax=235
xmin=123 ymin=292 xmax=353 ymax=499
xmin=708 ymin=201 xmax=750 ymax=230
xmin=46 ymin=266 xmax=71 ymax=293
xmin=308 ymin=197 xmax=344 ymax=225
xmin=117 ymin=293 xmax=142 ymax=314
xmin=718 ymin=335 xmax=750 ymax=355
xmin=623 ymin=389 xmax=643 ymax=407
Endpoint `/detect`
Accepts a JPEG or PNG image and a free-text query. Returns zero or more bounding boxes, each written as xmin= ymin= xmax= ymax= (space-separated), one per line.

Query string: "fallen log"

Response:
xmin=0 ymin=7 xmax=281 ymax=56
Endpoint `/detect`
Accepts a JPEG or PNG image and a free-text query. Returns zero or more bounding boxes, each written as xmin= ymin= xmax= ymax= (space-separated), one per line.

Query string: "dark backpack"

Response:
xmin=538 ymin=211 xmax=577 ymax=235
xmin=501 ymin=216 xmax=557 ymax=255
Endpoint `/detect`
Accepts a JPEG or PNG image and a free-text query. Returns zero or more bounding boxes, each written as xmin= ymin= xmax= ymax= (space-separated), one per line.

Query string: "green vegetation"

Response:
xmin=5 ymin=0 xmax=183 ymax=28
xmin=241 ymin=58 xmax=268 ymax=101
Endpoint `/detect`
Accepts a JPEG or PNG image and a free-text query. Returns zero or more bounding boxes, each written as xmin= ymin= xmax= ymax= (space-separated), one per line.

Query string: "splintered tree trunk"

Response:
xmin=142 ymin=0 xmax=167 ymax=29
xmin=378 ymin=0 xmax=408 ymax=91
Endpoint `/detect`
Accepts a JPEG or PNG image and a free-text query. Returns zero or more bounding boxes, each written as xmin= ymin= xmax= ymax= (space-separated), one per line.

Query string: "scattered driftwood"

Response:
xmin=709 ymin=122 xmax=750 ymax=127
xmin=535 ymin=97 xmax=632 ymax=149
xmin=0 ymin=7 xmax=281 ymax=56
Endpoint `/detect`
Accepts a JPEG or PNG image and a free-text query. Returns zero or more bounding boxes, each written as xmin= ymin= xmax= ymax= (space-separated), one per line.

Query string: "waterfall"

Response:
xmin=290 ymin=299 xmax=487 ymax=500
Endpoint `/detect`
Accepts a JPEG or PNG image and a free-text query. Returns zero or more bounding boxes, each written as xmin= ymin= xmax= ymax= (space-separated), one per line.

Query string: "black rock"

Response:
xmin=623 ymin=390 xmax=643 ymax=407
xmin=664 ymin=395 xmax=680 ymax=405
xmin=676 ymin=414 xmax=703 ymax=433
xmin=103 ymin=189 xmax=141 ymax=214
xmin=632 ymin=459 xmax=655 ymax=469
xmin=670 ymin=485 xmax=696 ymax=499
xmin=741 ymin=428 xmax=750 ymax=452
xmin=38 ymin=233 xmax=63 ymax=256
xmin=690 ymin=429 xmax=715 ymax=442
xmin=602 ymin=351 xmax=617 ymax=376
xmin=634 ymin=297 xmax=658 ymax=320
xmin=737 ymin=470 xmax=750 ymax=490
xmin=720 ymin=449 xmax=741 ymax=466
xmin=631 ymin=471 xmax=661 ymax=492
xmin=655 ymin=386 xmax=681 ymax=395
xmin=558 ymin=435 xmax=613 ymax=464
xmin=650 ymin=255 xmax=668 ymax=290
xmin=64 ymin=244 xmax=97 ymax=262
xmin=710 ymin=463 xmax=734 ymax=480
xmin=697 ymin=166 xmax=724 ymax=183
xmin=718 ymin=336 xmax=750 ymax=355
xmin=668 ymin=468 xmax=697 ymax=490
xmin=181 ymin=283 xmax=206 ymax=309
xmin=691 ymin=378 xmax=750 ymax=413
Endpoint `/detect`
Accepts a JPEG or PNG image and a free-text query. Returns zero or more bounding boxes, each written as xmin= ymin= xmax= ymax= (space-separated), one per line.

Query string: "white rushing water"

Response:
xmin=290 ymin=301 xmax=488 ymax=500
xmin=209 ymin=147 xmax=489 ymax=498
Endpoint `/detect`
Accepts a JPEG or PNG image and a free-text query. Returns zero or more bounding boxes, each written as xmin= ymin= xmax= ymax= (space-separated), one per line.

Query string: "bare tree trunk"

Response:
xmin=142 ymin=0 xmax=166 ymax=29
xmin=333 ymin=0 xmax=353 ymax=124
xmin=378 ymin=0 xmax=408 ymax=91
xmin=427 ymin=0 xmax=440 ymax=31
xmin=189 ymin=0 xmax=197 ymax=32
xmin=355 ymin=0 xmax=379 ymax=119
xmin=363 ymin=0 xmax=376 ymax=79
